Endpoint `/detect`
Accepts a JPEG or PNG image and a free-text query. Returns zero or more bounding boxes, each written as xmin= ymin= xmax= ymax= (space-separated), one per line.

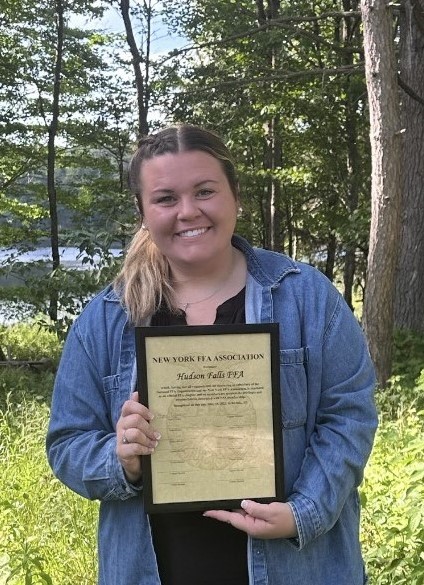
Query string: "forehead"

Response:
xmin=140 ymin=150 xmax=226 ymax=186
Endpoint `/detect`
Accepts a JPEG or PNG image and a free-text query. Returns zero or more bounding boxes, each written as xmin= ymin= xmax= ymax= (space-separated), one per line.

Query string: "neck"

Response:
xmin=170 ymin=245 xmax=236 ymax=288
xmin=171 ymin=247 xmax=246 ymax=310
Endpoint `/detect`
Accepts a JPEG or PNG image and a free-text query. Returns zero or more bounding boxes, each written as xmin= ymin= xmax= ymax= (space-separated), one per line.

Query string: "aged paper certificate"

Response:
xmin=136 ymin=324 xmax=283 ymax=513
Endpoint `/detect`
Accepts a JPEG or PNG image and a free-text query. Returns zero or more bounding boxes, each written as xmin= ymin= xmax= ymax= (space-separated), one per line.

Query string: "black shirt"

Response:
xmin=149 ymin=288 xmax=248 ymax=585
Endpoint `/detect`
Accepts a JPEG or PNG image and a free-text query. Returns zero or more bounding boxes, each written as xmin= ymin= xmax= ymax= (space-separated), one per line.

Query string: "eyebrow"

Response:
xmin=151 ymin=180 xmax=220 ymax=194
xmin=194 ymin=179 xmax=219 ymax=186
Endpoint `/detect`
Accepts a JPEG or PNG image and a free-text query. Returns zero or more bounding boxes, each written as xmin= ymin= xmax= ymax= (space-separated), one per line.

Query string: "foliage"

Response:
xmin=374 ymin=329 xmax=424 ymax=419
xmin=0 ymin=386 xmax=98 ymax=585
xmin=360 ymin=334 xmax=424 ymax=584
xmin=0 ymin=246 xmax=124 ymax=337
xmin=1 ymin=324 xmax=423 ymax=584
xmin=361 ymin=406 xmax=424 ymax=585
xmin=392 ymin=329 xmax=424 ymax=393
xmin=159 ymin=0 xmax=371 ymax=273
xmin=0 ymin=0 xmax=136 ymax=330
xmin=0 ymin=322 xmax=62 ymax=362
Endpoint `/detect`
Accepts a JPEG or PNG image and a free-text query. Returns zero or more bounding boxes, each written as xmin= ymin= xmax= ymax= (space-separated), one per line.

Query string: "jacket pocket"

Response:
xmin=102 ymin=373 xmax=126 ymax=428
xmin=103 ymin=373 xmax=120 ymax=394
xmin=280 ymin=347 xmax=308 ymax=429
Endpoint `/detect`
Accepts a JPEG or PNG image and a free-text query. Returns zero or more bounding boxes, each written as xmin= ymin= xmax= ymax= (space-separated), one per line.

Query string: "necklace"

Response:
xmin=177 ymin=282 xmax=227 ymax=312
xmin=176 ymin=249 xmax=240 ymax=311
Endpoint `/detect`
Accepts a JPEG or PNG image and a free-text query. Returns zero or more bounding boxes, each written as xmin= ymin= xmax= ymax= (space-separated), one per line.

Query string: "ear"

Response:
xmin=235 ymin=181 xmax=241 ymax=205
xmin=134 ymin=196 xmax=143 ymax=217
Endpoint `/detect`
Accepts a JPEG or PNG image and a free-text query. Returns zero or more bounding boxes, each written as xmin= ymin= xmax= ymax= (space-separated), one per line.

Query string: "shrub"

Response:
xmin=361 ymin=407 xmax=424 ymax=585
xmin=0 ymin=389 xmax=97 ymax=584
xmin=0 ymin=322 xmax=62 ymax=363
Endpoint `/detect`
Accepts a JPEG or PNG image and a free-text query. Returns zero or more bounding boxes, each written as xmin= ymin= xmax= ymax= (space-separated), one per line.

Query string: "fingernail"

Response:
xmin=154 ymin=432 xmax=161 ymax=440
xmin=241 ymin=500 xmax=247 ymax=509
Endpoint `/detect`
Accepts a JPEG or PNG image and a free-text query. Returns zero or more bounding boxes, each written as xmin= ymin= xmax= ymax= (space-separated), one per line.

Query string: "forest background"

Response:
xmin=0 ymin=1 xmax=423 ymax=584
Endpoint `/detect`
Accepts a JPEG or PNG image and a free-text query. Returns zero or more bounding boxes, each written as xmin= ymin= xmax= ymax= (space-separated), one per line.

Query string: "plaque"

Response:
xmin=135 ymin=323 xmax=284 ymax=513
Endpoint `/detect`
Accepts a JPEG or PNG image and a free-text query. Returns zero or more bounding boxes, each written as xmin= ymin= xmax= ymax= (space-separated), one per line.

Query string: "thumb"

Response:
xmin=241 ymin=499 xmax=271 ymax=520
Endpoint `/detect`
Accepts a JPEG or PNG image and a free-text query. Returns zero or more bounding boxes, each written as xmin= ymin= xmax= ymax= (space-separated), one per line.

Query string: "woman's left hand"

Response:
xmin=203 ymin=500 xmax=298 ymax=539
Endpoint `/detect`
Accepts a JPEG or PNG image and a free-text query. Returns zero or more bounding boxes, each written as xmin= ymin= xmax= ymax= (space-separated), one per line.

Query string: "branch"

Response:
xmin=0 ymin=358 xmax=56 ymax=371
xmin=398 ymin=74 xmax=424 ymax=107
xmin=281 ymin=21 xmax=362 ymax=55
xmin=177 ymin=63 xmax=365 ymax=96
xmin=0 ymin=156 xmax=44 ymax=191
xmin=159 ymin=11 xmax=362 ymax=65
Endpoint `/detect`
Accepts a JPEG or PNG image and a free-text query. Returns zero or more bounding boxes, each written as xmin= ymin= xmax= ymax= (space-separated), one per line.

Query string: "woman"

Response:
xmin=47 ymin=124 xmax=378 ymax=585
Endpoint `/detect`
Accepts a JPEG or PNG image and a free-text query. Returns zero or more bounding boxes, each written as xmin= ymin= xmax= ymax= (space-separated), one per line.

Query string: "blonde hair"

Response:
xmin=114 ymin=124 xmax=239 ymax=325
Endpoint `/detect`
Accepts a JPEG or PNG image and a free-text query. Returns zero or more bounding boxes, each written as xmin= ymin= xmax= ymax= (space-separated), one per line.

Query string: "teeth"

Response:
xmin=179 ymin=228 xmax=207 ymax=238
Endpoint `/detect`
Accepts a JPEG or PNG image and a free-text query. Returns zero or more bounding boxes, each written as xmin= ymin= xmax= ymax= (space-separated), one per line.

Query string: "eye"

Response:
xmin=154 ymin=194 xmax=176 ymax=206
xmin=197 ymin=189 xmax=214 ymax=198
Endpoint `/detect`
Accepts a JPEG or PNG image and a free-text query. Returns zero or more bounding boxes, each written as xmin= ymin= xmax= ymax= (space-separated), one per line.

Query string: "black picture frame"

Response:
xmin=135 ymin=323 xmax=284 ymax=514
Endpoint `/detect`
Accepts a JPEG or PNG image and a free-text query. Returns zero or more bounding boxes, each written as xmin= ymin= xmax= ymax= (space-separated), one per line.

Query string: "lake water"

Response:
xmin=0 ymin=246 xmax=123 ymax=325
xmin=0 ymin=246 xmax=122 ymax=270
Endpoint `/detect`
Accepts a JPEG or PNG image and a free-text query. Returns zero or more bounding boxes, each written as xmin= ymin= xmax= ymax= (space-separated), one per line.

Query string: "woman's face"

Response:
xmin=139 ymin=150 xmax=239 ymax=273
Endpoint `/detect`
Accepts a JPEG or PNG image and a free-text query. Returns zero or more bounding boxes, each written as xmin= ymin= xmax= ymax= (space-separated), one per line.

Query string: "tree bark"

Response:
xmin=394 ymin=0 xmax=424 ymax=332
xmin=342 ymin=0 xmax=362 ymax=309
xmin=257 ymin=0 xmax=284 ymax=252
xmin=361 ymin=0 xmax=403 ymax=387
xmin=120 ymin=0 xmax=150 ymax=137
xmin=47 ymin=0 xmax=65 ymax=322
xmin=325 ymin=232 xmax=337 ymax=281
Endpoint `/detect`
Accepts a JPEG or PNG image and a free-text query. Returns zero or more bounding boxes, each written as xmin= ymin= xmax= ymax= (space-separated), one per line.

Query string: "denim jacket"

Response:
xmin=47 ymin=235 xmax=377 ymax=585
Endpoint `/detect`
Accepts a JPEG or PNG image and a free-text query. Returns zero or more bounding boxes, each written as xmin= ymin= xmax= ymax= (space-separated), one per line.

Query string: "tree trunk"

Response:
xmin=120 ymin=0 xmax=150 ymax=137
xmin=47 ymin=0 xmax=65 ymax=322
xmin=394 ymin=0 xmax=424 ymax=332
xmin=257 ymin=0 xmax=283 ymax=251
xmin=343 ymin=249 xmax=355 ymax=309
xmin=325 ymin=232 xmax=337 ymax=281
xmin=360 ymin=0 xmax=403 ymax=387
xmin=285 ymin=199 xmax=294 ymax=258
xmin=342 ymin=1 xmax=362 ymax=309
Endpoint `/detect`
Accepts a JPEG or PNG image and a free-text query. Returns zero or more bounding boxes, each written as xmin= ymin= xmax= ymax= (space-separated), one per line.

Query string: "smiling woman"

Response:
xmin=138 ymin=150 xmax=241 ymax=306
xmin=47 ymin=123 xmax=378 ymax=585
xmin=115 ymin=124 xmax=246 ymax=326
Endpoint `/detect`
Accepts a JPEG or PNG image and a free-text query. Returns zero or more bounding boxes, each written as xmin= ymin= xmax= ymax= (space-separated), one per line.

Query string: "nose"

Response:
xmin=177 ymin=195 xmax=202 ymax=220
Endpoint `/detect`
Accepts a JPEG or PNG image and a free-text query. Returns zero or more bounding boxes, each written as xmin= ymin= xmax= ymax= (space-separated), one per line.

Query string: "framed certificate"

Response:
xmin=135 ymin=323 xmax=284 ymax=513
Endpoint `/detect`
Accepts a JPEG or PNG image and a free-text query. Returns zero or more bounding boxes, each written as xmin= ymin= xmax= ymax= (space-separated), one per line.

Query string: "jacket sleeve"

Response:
xmin=287 ymin=293 xmax=378 ymax=549
xmin=46 ymin=319 xmax=141 ymax=502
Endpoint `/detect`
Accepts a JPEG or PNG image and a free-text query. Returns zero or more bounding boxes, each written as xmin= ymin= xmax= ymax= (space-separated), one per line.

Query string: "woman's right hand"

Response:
xmin=116 ymin=392 xmax=161 ymax=485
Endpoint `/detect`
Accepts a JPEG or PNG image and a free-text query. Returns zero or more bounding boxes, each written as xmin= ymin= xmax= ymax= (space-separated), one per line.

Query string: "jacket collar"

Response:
xmin=102 ymin=233 xmax=301 ymax=304
xmin=232 ymin=234 xmax=300 ymax=288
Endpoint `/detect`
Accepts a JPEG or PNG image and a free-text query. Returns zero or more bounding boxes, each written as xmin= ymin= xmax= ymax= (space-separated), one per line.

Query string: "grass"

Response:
xmin=360 ymin=407 xmax=424 ymax=585
xmin=0 ymin=323 xmax=423 ymax=584
xmin=0 ymin=324 xmax=97 ymax=585
xmin=0 ymin=378 xmax=98 ymax=585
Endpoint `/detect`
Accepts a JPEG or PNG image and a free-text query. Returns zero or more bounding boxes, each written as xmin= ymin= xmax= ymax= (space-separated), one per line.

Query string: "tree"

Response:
xmin=118 ymin=0 xmax=152 ymax=137
xmin=394 ymin=0 xmax=424 ymax=332
xmin=361 ymin=0 xmax=403 ymax=387
xmin=46 ymin=0 xmax=65 ymax=321
xmin=159 ymin=0 xmax=371 ymax=299
xmin=0 ymin=0 xmax=129 ymax=331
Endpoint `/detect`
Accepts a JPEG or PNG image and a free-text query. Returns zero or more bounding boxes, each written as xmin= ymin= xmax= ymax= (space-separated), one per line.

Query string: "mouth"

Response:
xmin=177 ymin=227 xmax=210 ymax=238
